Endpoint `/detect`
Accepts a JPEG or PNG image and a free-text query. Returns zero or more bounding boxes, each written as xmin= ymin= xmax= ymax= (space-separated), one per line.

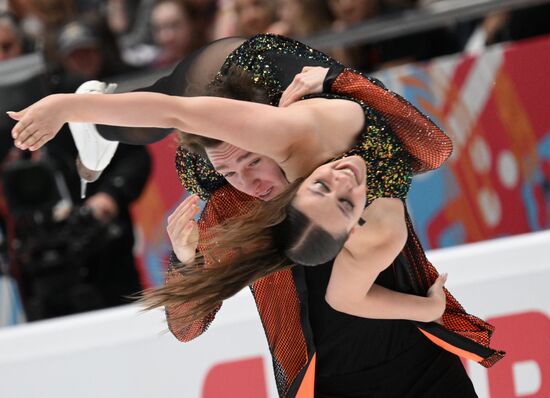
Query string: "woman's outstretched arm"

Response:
xmin=9 ymin=92 xmax=363 ymax=162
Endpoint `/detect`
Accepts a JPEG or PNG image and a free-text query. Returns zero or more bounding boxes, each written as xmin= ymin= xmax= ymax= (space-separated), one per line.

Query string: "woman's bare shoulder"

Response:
xmin=287 ymin=97 xmax=365 ymax=162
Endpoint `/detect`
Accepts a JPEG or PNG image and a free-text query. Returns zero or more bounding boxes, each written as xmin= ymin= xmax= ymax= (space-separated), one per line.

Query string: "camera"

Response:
xmin=2 ymin=156 xmax=124 ymax=320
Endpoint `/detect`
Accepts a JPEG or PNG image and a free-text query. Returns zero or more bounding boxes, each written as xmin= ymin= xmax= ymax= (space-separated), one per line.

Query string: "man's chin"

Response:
xmin=256 ymin=186 xmax=283 ymax=201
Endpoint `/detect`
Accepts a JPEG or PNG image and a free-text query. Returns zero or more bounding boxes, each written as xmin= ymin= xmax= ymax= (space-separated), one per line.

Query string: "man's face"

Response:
xmin=206 ymin=143 xmax=288 ymax=201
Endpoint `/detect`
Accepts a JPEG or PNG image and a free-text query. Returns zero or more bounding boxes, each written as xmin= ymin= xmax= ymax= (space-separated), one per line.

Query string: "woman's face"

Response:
xmin=206 ymin=143 xmax=289 ymax=201
xmin=292 ymin=156 xmax=367 ymax=236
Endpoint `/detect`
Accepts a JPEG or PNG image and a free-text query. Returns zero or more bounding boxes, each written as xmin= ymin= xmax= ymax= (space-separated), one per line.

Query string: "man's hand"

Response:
xmin=427 ymin=273 xmax=448 ymax=323
xmin=167 ymin=194 xmax=201 ymax=264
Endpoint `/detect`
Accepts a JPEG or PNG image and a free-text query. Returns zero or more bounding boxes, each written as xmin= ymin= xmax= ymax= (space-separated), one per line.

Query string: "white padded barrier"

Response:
xmin=0 ymin=230 xmax=549 ymax=398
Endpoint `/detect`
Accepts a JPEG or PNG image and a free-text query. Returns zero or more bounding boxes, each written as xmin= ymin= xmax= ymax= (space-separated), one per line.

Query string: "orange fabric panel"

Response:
xmin=418 ymin=329 xmax=484 ymax=363
xmin=296 ymin=354 xmax=316 ymax=398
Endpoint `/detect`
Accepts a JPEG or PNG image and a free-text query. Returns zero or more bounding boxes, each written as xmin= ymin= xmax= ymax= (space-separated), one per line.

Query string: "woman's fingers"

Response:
xmin=172 ymin=220 xmax=199 ymax=264
xmin=280 ymin=73 xmax=308 ymax=107
xmin=13 ymin=118 xmax=53 ymax=151
xmin=11 ymin=118 xmax=33 ymax=140
xmin=280 ymin=67 xmax=329 ymax=107
xmin=17 ymin=128 xmax=44 ymax=150
xmin=279 ymin=85 xmax=297 ymax=107
xmin=170 ymin=218 xmax=193 ymax=241
xmin=10 ymin=96 xmax=67 ymax=149
xmin=14 ymin=127 xmax=39 ymax=149
xmin=29 ymin=134 xmax=51 ymax=151
xmin=6 ymin=110 xmax=22 ymax=121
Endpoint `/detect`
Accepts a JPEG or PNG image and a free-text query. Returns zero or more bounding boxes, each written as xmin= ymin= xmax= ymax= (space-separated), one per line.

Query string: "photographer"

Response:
xmin=1 ymin=122 xmax=151 ymax=320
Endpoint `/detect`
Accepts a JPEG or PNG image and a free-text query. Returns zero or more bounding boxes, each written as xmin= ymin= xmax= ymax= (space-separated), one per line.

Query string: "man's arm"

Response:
xmin=165 ymin=258 xmax=223 ymax=342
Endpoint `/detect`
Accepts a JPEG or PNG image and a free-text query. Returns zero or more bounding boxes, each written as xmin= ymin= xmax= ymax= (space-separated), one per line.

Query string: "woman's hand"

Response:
xmin=167 ymin=194 xmax=201 ymax=264
xmin=279 ymin=66 xmax=329 ymax=107
xmin=427 ymin=273 xmax=448 ymax=322
xmin=8 ymin=94 xmax=68 ymax=151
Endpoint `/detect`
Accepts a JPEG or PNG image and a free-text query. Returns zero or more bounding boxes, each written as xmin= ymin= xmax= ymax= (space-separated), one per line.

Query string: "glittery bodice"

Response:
xmin=175 ymin=34 xmax=413 ymax=201
xmin=175 ymin=149 xmax=225 ymax=201
xmin=312 ymin=93 xmax=413 ymax=205
xmin=217 ymin=34 xmax=340 ymax=104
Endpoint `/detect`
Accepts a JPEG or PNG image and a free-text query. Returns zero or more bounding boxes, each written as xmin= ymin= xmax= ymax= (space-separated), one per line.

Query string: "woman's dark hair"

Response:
xmin=142 ymin=178 xmax=348 ymax=324
xmin=178 ymin=65 xmax=271 ymax=150
xmin=274 ymin=206 xmax=348 ymax=266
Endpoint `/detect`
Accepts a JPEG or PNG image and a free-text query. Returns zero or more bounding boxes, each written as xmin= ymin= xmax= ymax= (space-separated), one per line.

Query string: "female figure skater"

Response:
xmin=9 ymin=34 xmax=502 ymax=397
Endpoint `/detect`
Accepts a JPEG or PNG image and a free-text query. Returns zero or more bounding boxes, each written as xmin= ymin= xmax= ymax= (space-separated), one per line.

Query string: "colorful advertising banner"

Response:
xmin=376 ymin=36 xmax=550 ymax=251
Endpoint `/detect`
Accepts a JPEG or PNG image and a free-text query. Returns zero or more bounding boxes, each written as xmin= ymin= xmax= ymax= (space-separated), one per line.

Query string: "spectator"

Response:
xmin=184 ymin=0 xmax=219 ymax=40
xmin=7 ymin=0 xmax=76 ymax=68
xmin=233 ymin=0 xmax=276 ymax=37
xmin=329 ymin=0 xmax=382 ymax=30
xmin=103 ymin=0 xmax=159 ymax=68
xmin=106 ymin=0 xmax=136 ymax=36
xmin=463 ymin=4 xmax=550 ymax=55
xmin=210 ymin=0 xmax=237 ymax=39
xmin=329 ymin=0 xmax=458 ymax=71
xmin=49 ymin=19 xmax=136 ymax=90
xmin=7 ymin=0 xmax=44 ymax=40
xmin=31 ymin=0 xmax=75 ymax=29
xmin=0 ymin=12 xmax=25 ymax=61
xmin=327 ymin=0 xmax=389 ymax=70
xmin=268 ymin=0 xmax=332 ymax=38
xmin=56 ymin=21 xmax=104 ymax=80
xmin=150 ymin=0 xmax=201 ymax=68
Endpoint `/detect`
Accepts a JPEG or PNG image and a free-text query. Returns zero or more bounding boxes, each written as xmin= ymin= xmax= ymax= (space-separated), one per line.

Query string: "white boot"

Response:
xmin=69 ymin=80 xmax=119 ymax=198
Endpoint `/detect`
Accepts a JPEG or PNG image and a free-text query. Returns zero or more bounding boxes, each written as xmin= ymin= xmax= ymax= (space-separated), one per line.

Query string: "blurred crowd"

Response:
xmin=0 ymin=0 xmax=549 ymax=322
xmin=0 ymin=0 xmax=550 ymax=74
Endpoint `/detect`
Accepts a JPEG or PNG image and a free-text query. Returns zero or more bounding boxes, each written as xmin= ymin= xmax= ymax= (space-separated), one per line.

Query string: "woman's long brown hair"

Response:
xmin=141 ymin=179 xmax=303 ymax=324
xmin=141 ymin=175 xmax=347 ymax=325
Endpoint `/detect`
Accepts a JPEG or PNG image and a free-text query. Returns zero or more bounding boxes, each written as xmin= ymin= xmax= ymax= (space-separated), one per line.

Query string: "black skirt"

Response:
xmin=305 ymin=262 xmax=478 ymax=398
